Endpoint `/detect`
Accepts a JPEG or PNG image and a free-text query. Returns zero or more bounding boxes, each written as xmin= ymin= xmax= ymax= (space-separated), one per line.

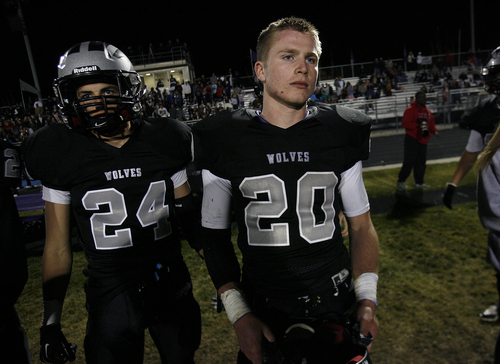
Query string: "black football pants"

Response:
xmin=0 ymin=307 xmax=31 ymax=364
xmin=84 ymin=266 xmax=201 ymax=364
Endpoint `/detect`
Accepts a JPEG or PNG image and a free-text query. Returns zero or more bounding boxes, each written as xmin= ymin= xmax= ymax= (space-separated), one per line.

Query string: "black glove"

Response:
xmin=442 ymin=183 xmax=457 ymax=209
xmin=40 ymin=324 xmax=76 ymax=363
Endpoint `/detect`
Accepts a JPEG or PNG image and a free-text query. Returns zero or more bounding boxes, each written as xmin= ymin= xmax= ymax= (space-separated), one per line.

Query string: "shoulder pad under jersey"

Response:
xmin=335 ymin=104 xmax=372 ymax=125
xmin=21 ymin=124 xmax=86 ymax=189
xmin=139 ymin=118 xmax=193 ymax=162
xmin=313 ymin=104 xmax=372 ymax=150
xmin=191 ymin=109 xmax=253 ymax=172
xmin=460 ymin=95 xmax=500 ymax=135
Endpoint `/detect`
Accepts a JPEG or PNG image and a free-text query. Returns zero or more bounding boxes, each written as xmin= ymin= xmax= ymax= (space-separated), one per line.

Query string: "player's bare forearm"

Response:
xmin=42 ymin=201 xmax=73 ymax=301
xmin=42 ymin=251 xmax=72 ymax=302
xmin=348 ymin=211 xmax=379 ymax=350
xmin=217 ymin=282 xmax=238 ymax=295
xmin=347 ymin=211 xmax=379 ymax=278
xmin=450 ymin=150 xmax=479 ymax=185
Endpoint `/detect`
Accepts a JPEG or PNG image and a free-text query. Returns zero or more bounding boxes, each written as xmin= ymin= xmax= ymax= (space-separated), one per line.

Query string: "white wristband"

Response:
xmin=354 ymin=273 xmax=378 ymax=306
xmin=220 ymin=288 xmax=252 ymax=325
xmin=42 ymin=300 xmax=63 ymax=326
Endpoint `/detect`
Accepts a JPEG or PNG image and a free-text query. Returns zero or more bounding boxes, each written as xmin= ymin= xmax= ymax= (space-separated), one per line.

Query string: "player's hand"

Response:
xmin=357 ymin=300 xmax=378 ymax=353
xmin=40 ymin=324 xmax=76 ymax=363
xmin=234 ymin=313 xmax=275 ymax=364
xmin=442 ymin=183 xmax=457 ymax=209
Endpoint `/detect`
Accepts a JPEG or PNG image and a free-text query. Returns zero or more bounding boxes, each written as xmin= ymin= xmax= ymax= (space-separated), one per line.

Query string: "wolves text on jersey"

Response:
xmin=266 ymin=151 xmax=310 ymax=164
xmin=104 ymin=168 xmax=142 ymax=181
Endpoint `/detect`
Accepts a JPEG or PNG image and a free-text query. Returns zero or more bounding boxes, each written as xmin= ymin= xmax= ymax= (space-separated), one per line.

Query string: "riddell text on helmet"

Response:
xmin=73 ymin=65 xmax=99 ymax=74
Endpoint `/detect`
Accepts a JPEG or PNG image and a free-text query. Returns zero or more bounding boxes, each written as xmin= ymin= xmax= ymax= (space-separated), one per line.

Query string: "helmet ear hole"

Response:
xmin=53 ymin=41 xmax=142 ymax=130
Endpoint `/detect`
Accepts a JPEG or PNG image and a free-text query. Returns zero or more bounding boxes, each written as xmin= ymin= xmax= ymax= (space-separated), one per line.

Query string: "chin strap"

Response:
xmin=91 ymin=120 xmax=135 ymax=140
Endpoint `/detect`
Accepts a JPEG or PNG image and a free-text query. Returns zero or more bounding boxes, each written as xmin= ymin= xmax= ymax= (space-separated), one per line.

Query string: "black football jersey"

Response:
xmin=193 ymin=104 xmax=371 ymax=298
xmin=0 ymin=140 xmax=26 ymax=306
xmin=459 ymin=94 xmax=500 ymax=136
xmin=22 ymin=119 xmax=193 ymax=306
xmin=1 ymin=140 xmax=22 ymax=188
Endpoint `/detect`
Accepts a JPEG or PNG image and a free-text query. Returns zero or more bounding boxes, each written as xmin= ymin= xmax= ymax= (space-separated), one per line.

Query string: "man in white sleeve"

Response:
xmin=193 ymin=17 xmax=379 ymax=364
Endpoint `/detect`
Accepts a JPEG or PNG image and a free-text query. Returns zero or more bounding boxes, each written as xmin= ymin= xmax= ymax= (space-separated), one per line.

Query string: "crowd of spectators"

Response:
xmin=0 ymin=71 xmax=262 ymax=144
xmin=308 ymin=51 xmax=485 ymax=111
xmin=0 ymin=98 xmax=61 ymax=144
xmin=141 ymin=72 xmax=261 ymax=123
xmin=1 ymin=48 xmax=488 ymax=144
xmin=309 ymin=58 xmax=417 ymax=105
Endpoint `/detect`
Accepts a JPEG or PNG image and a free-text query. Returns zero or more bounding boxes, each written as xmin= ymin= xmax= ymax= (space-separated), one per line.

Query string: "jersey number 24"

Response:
xmin=82 ymin=181 xmax=171 ymax=250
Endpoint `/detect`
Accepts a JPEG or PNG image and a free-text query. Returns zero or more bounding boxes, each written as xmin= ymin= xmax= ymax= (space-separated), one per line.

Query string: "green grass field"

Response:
xmin=16 ymin=162 xmax=499 ymax=363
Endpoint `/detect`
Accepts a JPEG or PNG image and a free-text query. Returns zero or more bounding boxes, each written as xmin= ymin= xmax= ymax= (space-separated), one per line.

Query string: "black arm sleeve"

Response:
xmin=174 ymin=193 xmax=203 ymax=253
xmin=202 ymin=227 xmax=241 ymax=290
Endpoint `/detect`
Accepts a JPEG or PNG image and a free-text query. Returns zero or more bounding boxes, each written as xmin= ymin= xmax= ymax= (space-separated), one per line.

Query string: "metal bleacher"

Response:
xmin=318 ymin=65 xmax=485 ymax=129
xmin=241 ymin=65 xmax=486 ymax=131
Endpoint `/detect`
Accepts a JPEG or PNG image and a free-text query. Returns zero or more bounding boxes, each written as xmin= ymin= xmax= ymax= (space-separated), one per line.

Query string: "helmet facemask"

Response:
xmin=482 ymin=46 xmax=500 ymax=95
xmin=482 ymin=66 xmax=500 ymax=95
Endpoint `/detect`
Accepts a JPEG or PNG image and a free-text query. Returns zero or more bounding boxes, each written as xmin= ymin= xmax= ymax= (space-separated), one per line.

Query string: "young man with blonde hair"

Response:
xmin=194 ymin=17 xmax=379 ymax=363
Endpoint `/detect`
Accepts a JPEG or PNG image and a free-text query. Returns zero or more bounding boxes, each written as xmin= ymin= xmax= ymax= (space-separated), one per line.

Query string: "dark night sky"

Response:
xmin=1 ymin=0 xmax=499 ymax=105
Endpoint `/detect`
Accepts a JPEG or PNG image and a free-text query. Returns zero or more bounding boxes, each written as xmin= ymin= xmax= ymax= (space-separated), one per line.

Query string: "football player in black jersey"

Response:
xmin=22 ymin=42 xmax=202 ymax=364
xmin=0 ymin=140 xmax=31 ymax=363
xmin=443 ymin=46 xmax=500 ymax=212
xmin=443 ymin=47 xmax=500 ymax=325
xmin=193 ymin=17 xmax=379 ymax=364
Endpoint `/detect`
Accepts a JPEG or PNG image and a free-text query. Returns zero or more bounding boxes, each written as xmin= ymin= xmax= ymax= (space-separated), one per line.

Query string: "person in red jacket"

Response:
xmin=397 ymin=91 xmax=439 ymax=191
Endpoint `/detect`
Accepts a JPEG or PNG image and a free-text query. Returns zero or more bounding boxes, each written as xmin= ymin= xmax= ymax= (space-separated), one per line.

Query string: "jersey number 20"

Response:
xmin=240 ymin=172 xmax=337 ymax=246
